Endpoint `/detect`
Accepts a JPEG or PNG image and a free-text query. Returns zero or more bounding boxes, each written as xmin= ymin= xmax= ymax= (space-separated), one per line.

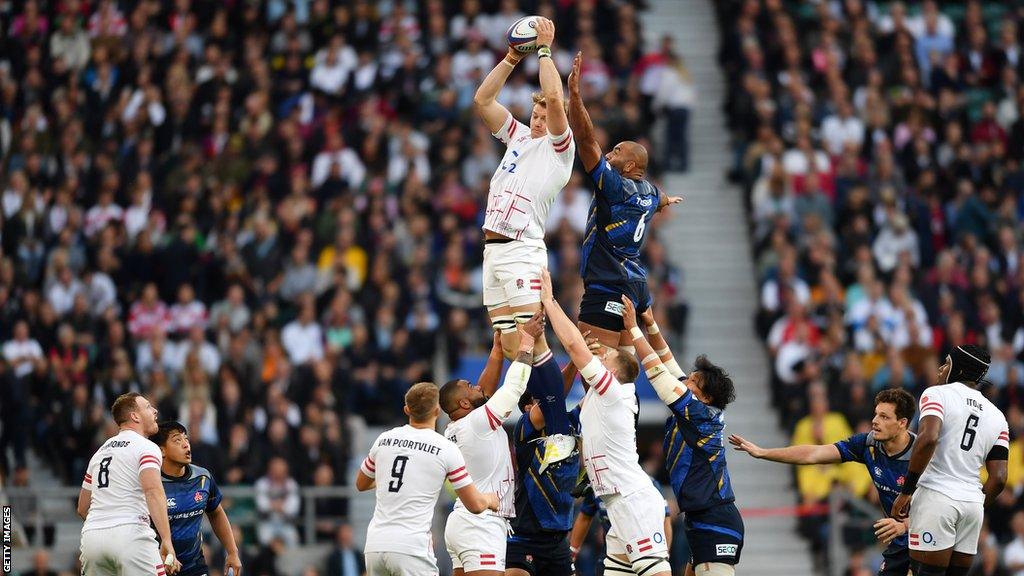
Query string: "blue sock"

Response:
xmin=528 ymin=351 xmax=572 ymax=435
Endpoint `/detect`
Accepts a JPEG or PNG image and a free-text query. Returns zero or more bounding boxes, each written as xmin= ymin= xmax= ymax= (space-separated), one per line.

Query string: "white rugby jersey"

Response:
xmin=444 ymin=403 xmax=516 ymax=518
xmin=483 ymin=113 xmax=575 ymax=246
xmin=360 ymin=425 xmax=473 ymax=557
xmin=81 ymin=429 xmax=163 ymax=531
xmin=578 ymin=358 xmax=650 ymax=498
xmin=918 ymin=382 xmax=1009 ymax=502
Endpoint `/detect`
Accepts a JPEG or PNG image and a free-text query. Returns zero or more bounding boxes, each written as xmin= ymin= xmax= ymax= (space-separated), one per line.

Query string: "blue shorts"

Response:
xmin=683 ymin=503 xmax=744 ymax=566
xmin=878 ymin=541 xmax=910 ymax=576
xmin=506 ymin=533 xmax=574 ymax=576
xmin=579 ymin=281 xmax=652 ymax=332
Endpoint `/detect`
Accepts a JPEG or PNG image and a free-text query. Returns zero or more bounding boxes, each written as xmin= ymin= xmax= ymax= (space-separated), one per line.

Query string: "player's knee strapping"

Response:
xmin=603 ymin=555 xmax=633 ymax=574
xmin=513 ymin=311 xmax=536 ymax=326
xmin=527 ymin=350 xmax=573 ymax=435
xmin=910 ymin=560 xmax=947 ymax=576
xmin=491 ymin=314 xmax=517 ymax=335
xmin=630 ymin=555 xmax=671 ymax=575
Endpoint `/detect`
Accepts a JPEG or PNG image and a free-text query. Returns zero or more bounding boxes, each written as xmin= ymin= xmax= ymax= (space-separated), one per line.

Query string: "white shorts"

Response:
xmin=908 ymin=486 xmax=984 ymax=554
xmin=80 ymin=523 xmax=162 ymax=576
xmin=445 ymin=509 xmax=509 ymax=572
xmin=365 ymin=551 xmax=438 ymax=576
xmin=604 ymin=487 xmax=670 ymax=563
xmin=482 ymin=241 xmax=547 ymax=308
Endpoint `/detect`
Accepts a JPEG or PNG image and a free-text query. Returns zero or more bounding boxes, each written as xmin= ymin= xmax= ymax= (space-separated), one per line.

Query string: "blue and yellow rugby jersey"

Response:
xmin=581 ymin=157 xmax=661 ymax=286
xmin=664 ymin=390 xmax=735 ymax=512
xmin=510 ymin=408 xmax=582 ymax=535
xmin=835 ymin=432 xmax=916 ymax=548
xmin=162 ymin=464 xmax=223 ymax=576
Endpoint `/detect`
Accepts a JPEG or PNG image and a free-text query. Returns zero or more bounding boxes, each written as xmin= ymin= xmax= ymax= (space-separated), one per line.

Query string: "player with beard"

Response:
xmin=152 ymin=422 xmax=241 ymax=576
xmin=439 ymin=313 xmax=545 ymax=575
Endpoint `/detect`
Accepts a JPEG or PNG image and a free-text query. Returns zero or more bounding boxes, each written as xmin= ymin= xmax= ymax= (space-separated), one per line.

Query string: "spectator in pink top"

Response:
xmin=128 ymin=283 xmax=169 ymax=340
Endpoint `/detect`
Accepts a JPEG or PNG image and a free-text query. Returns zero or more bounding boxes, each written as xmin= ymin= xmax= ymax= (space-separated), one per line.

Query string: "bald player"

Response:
xmin=567 ymin=51 xmax=682 ymax=353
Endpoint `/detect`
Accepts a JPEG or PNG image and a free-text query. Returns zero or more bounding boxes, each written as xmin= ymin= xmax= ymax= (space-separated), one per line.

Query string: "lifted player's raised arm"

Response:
xmin=474 ymin=48 xmax=524 ymax=134
xmin=535 ymin=18 xmax=571 ymax=161
xmin=567 ymin=51 xmax=600 ymax=172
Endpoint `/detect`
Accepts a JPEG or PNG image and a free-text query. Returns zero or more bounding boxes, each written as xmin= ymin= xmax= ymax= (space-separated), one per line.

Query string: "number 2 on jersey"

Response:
xmin=388 ymin=455 xmax=409 ymax=492
xmin=97 ymin=456 xmax=112 ymax=488
xmin=961 ymin=414 xmax=979 ymax=451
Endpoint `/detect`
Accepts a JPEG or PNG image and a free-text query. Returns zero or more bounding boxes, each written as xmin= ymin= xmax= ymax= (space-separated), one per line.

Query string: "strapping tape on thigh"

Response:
xmin=491 ymin=315 xmax=517 ymax=334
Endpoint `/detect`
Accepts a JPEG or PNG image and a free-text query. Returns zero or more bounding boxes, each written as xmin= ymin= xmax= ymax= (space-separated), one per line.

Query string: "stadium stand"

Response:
xmin=717 ymin=0 xmax=1024 ymax=574
xmin=0 ymin=1 xmax=691 ymax=573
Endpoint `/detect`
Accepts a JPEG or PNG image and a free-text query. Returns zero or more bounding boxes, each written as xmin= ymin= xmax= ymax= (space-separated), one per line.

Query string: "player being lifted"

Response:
xmin=78 ymin=392 xmax=179 ymax=576
xmin=621 ymin=297 xmax=744 ymax=576
xmin=439 ymin=314 xmax=545 ymax=575
xmin=539 ymin=269 xmax=672 ymax=576
xmin=730 ymin=389 xmax=919 ymax=576
xmin=356 ymin=383 xmax=499 ymax=576
xmin=474 ymin=17 xmax=577 ymax=469
xmin=890 ymin=346 xmax=1009 ymax=576
xmin=566 ymin=51 xmax=682 ymax=354
xmin=152 ymin=421 xmax=242 ymax=576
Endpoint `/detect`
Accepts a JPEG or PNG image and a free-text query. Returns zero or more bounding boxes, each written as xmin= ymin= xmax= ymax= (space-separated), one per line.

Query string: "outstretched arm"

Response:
xmin=727 ymin=435 xmax=843 ymax=465
xmin=475 ymin=48 xmax=524 ymax=133
xmin=535 ymin=18 xmax=568 ymax=137
xmin=567 ymin=51 xmax=601 ymax=172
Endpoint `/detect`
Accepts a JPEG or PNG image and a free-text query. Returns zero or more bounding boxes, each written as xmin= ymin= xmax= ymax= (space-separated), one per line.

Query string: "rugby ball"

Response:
xmin=507 ymin=16 xmax=540 ymax=53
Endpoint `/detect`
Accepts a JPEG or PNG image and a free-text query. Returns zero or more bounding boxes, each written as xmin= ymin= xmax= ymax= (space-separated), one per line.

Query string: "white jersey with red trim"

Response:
xmin=360 ymin=425 xmax=472 ymax=557
xmin=483 ymin=113 xmax=575 ymax=247
xmin=578 ymin=357 xmax=651 ymax=498
xmin=918 ymin=382 xmax=1009 ymax=502
xmin=81 ymin=429 xmax=163 ymax=531
xmin=444 ymin=404 xmax=516 ymax=518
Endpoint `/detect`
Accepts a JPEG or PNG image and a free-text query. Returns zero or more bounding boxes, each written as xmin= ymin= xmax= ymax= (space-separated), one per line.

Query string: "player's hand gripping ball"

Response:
xmin=507 ymin=15 xmax=541 ymax=53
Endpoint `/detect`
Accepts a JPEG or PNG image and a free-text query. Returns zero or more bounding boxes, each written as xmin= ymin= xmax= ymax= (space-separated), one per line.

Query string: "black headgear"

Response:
xmin=946 ymin=345 xmax=990 ymax=384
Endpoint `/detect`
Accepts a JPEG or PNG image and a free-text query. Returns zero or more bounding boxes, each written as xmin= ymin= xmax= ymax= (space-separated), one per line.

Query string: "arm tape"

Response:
xmin=486 ymin=361 xmax=533 ymax=416
xmin=646 ymin=365 xmax=683 ymax=404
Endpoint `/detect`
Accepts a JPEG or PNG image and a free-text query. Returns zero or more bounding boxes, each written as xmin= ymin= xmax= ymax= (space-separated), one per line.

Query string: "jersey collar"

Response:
xmin=161 ymin=463 xmax=193 ymax=482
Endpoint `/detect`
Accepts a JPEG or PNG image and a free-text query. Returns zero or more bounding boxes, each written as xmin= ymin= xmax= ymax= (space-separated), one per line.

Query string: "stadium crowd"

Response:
xmin=717 ymin=0 xmax=1024 ymax=573
xmin=0 ymin=0 xmax=691 ymax=573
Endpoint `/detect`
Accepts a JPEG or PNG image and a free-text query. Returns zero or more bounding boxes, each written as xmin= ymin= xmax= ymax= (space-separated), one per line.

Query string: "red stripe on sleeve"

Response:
xmin=508 ymin=120 xmax=518 ymax=139
xmin=448 ymin=466 xmax=466 ymax=477
xmin=448 ymin=472 xmax=469 ymax=483
xmin=485 ymin=406 xmax=501 ymax=430
xmin=920 ymin=402 xmax=943 ymax=413
xmin=553 ymin=135 xmax=573 ymax=152
xmin=595 ymin=372 xmax=612 ymax=394
xmin=363 ymin=458 xmax=376 ymax=471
